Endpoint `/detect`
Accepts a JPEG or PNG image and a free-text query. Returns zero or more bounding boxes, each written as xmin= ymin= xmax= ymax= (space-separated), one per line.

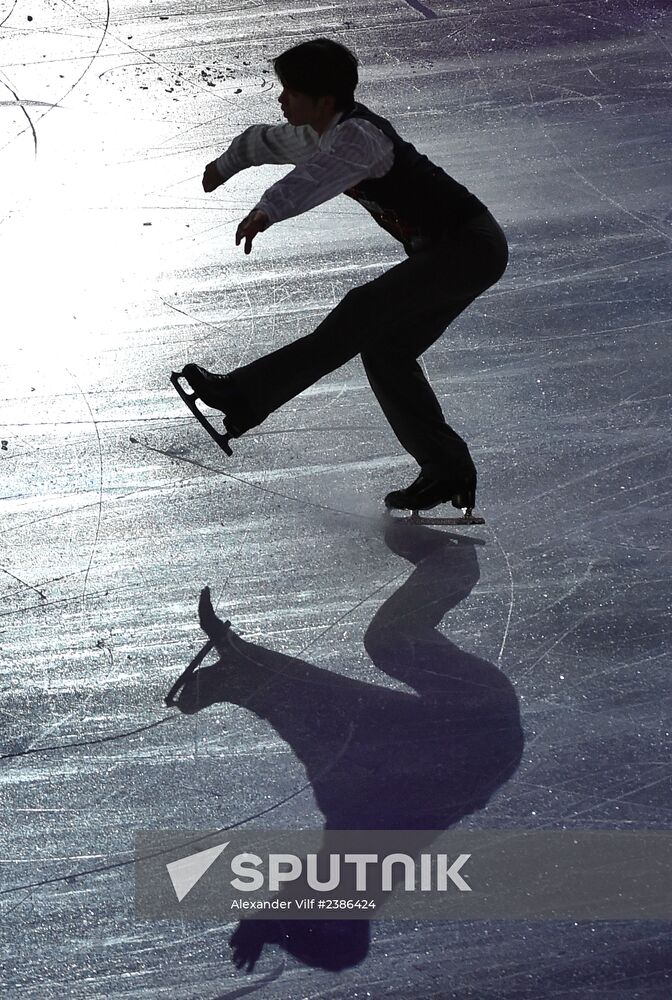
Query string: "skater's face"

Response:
xmin=277 ymin=84 xmax=337 ymax=133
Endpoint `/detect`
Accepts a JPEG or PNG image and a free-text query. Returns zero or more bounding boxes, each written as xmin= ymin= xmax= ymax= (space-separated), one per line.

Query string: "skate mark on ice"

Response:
xmin=564 ymin=770 xmax=672 ymax=824
xmin=66 ymin=370 xmax=104 ymax=601
xmin=625 ymin=0 xmax=672 ymax=60
xmin=512 ymin=570 xmax=666 ymax=687
xmin=609 ymin=378 xmax=672 ymax=410
xmin=1 ymin=0 xmax=111 ymax=155
xmin=0 ymin=100 xmax=62 ymax=109
xmin=522 ymin=446 xmax=661 ymax=505
xmin=3 ymin=623 xmax=120 ymax=758
xmin=145 ymin=435 xmax=484 ymax=531
xmin=0 ymin=717 xmax=172 ymax=762
xmin=582 ymin=475 xmax=672 ymax=528
xmin=160 ymin=213 xmax=232 ymax=248
xmin=0 ymin=717 xmax=357 ymax=897
xmin=515 ymin=608 xmax=599 ymax=685
xmin=0 ymin=75 xmax=38 ymax=155
xmin=0 ymin=566 xmax=46 ymax=601
xmin=489 ymin=529 xmax=515 ymax=668
xmin=0 ymin=473 xmax=199 ymax=540
xmin=4 ymin=415 xmax=206 ymax=463
xmin=0 ymin=0 xmax=19 ymax=28
xmin=514 ymin=562 xmax=599 ymax=635
xmin=149 ymin=71 xmax=276 ymax=155
xmin=150 ymin=109 xmax=231 ymax=151
xmin=134 ymin=436 xmax=385 ymax=523
xmin=486 ymin=249 xmax=672 ymax=298
xmin=0 ymin=583 xmax=115 ymax=621
xmin=521 ymin=72 xmax=613 ymax=113
xmin=2 ymin=888 xmax=39 ymax=921
xmin=526 ymin=81 xmax=672 ymax=245
xmin=159 ymin=295 xmax=229 ymax=337
xmin=578 ymin=649 xmax=668 ymax=689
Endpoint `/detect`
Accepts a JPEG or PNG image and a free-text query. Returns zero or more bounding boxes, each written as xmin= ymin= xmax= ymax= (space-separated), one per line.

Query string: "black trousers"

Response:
xmin=230 ymin=209 xmax=508 ymax=478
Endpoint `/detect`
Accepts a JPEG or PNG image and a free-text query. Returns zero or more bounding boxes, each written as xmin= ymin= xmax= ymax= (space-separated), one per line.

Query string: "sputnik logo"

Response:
xmin=166 ymin=842 xmax=229 ymax=902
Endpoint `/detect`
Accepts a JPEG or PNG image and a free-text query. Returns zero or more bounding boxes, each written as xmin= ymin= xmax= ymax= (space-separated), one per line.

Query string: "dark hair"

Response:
xmin=273 ymin=38 xmax=359 ymax=111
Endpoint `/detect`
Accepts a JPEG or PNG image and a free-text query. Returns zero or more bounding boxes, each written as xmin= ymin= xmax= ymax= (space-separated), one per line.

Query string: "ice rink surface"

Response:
xmin=1 ymin=0 xmax=671 ymax=996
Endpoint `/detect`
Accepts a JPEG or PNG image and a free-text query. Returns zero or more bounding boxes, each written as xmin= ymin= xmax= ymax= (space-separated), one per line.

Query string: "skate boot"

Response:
xmin=384 ymin=470 xmax=476 ymax=511
xmin=171 ymin=363 xmax=257 ymax=455
xmin=384 ymin=467 xmax=483 ymax=525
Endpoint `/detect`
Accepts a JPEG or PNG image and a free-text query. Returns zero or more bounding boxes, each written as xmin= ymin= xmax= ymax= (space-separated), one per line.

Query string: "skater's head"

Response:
xmin=274 ymin=38 xmax=358 ymax=130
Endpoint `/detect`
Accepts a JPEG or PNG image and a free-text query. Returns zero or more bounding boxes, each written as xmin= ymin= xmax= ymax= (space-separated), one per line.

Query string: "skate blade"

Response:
xmin=410 ymin=509 xmax=485 ymax=526
xmin=171 ymin=371 xmax=233 ymax=456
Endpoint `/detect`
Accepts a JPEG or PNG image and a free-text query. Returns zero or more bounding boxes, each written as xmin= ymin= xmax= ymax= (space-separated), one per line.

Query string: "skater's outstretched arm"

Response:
xmin=252 ymin=118 xmax=391 ymax=226
xmin=229 ymin=119 xmax=392 ymax=253
xmin=202 ymin=123 xmax=318 ymax=192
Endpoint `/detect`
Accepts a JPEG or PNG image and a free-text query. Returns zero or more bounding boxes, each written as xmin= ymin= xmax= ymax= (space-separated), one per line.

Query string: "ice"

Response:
xmin=1 ymin=0 xmax=671 ymax=996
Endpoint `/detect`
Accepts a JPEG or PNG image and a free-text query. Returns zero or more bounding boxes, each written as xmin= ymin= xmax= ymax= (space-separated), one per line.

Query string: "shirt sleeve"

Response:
xmin=215 ymin=123 xmax=319 ymax=181
xmin=253 ymin=118 xmax=394 ymax=225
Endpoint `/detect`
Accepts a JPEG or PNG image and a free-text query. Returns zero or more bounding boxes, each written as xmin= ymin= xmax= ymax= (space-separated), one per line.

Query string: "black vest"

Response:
xmin=340 ymin=102 xmax=486 ymax=248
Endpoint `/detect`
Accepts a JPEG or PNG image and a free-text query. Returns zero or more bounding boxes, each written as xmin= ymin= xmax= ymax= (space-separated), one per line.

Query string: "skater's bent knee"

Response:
xmin=361 ymin=346 xmax=412 ymax=374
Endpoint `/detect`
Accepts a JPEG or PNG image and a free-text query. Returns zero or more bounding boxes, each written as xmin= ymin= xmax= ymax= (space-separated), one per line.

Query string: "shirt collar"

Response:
xmin=324 ymin=111 xmax=345 ymax=133
xmin=315 ymin=110 xmax=347 ymax=145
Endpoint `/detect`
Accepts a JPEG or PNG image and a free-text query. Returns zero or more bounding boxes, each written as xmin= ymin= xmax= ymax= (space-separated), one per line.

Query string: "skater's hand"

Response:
xmin=230 ymin=921 xmax=269 ymax=973
xmin=202 ymin=160 xmax=223 ymax=192
xmin=235 ymin=209 xmax=269 ymax=255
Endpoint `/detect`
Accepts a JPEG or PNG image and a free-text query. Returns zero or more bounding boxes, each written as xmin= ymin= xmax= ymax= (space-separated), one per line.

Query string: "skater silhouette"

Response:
xmin=170 ymin=520 xmax=524 ymax=972
xmin=173 ymin=38 xmax=508 ymax=517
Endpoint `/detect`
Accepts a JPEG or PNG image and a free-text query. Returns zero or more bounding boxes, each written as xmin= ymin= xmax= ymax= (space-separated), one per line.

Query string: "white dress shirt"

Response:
xmin=214 ymin=113 xmax=394 ymax=226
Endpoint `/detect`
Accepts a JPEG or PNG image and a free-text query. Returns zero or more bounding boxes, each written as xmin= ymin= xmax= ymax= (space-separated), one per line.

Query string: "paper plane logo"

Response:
xmin=166 ymin=842 xmax=229 ymax=902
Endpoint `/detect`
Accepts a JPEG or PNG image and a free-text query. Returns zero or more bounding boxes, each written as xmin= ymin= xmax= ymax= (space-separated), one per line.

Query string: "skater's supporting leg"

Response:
xmin=361 ymin=301 xmax=476 ymax=478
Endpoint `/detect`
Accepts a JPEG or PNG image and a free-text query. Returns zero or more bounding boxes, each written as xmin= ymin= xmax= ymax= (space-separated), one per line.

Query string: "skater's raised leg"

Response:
xmin=188 ymin=215 xmax=504 ymax=412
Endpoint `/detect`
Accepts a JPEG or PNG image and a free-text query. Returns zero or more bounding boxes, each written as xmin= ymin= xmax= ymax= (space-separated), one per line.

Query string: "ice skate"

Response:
xmin=170 ymin=364 xmax=252 ymax=456
xmin=384 ymin=471 xmax=484 ymax=526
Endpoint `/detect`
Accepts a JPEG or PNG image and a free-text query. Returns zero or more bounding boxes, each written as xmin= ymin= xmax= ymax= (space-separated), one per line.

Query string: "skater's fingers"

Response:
xmin=235 ymin=227 xmax=251 ymax=252
xmin=235 ymin=214 xmax=251 ymax=241
xmin=236 ymin=210 xmax=269 ymax=254
xmin=236 ymin=224 xmax=254 ymax=254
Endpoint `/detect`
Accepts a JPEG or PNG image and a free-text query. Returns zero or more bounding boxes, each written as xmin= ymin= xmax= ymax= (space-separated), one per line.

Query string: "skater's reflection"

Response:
xmin=173 ymin=520 xmax=523 ymax=972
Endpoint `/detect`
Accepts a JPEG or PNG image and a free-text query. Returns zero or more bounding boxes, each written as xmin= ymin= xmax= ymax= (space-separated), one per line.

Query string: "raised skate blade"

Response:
xmin=170 ymin=370 xmax=234 ymax=456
